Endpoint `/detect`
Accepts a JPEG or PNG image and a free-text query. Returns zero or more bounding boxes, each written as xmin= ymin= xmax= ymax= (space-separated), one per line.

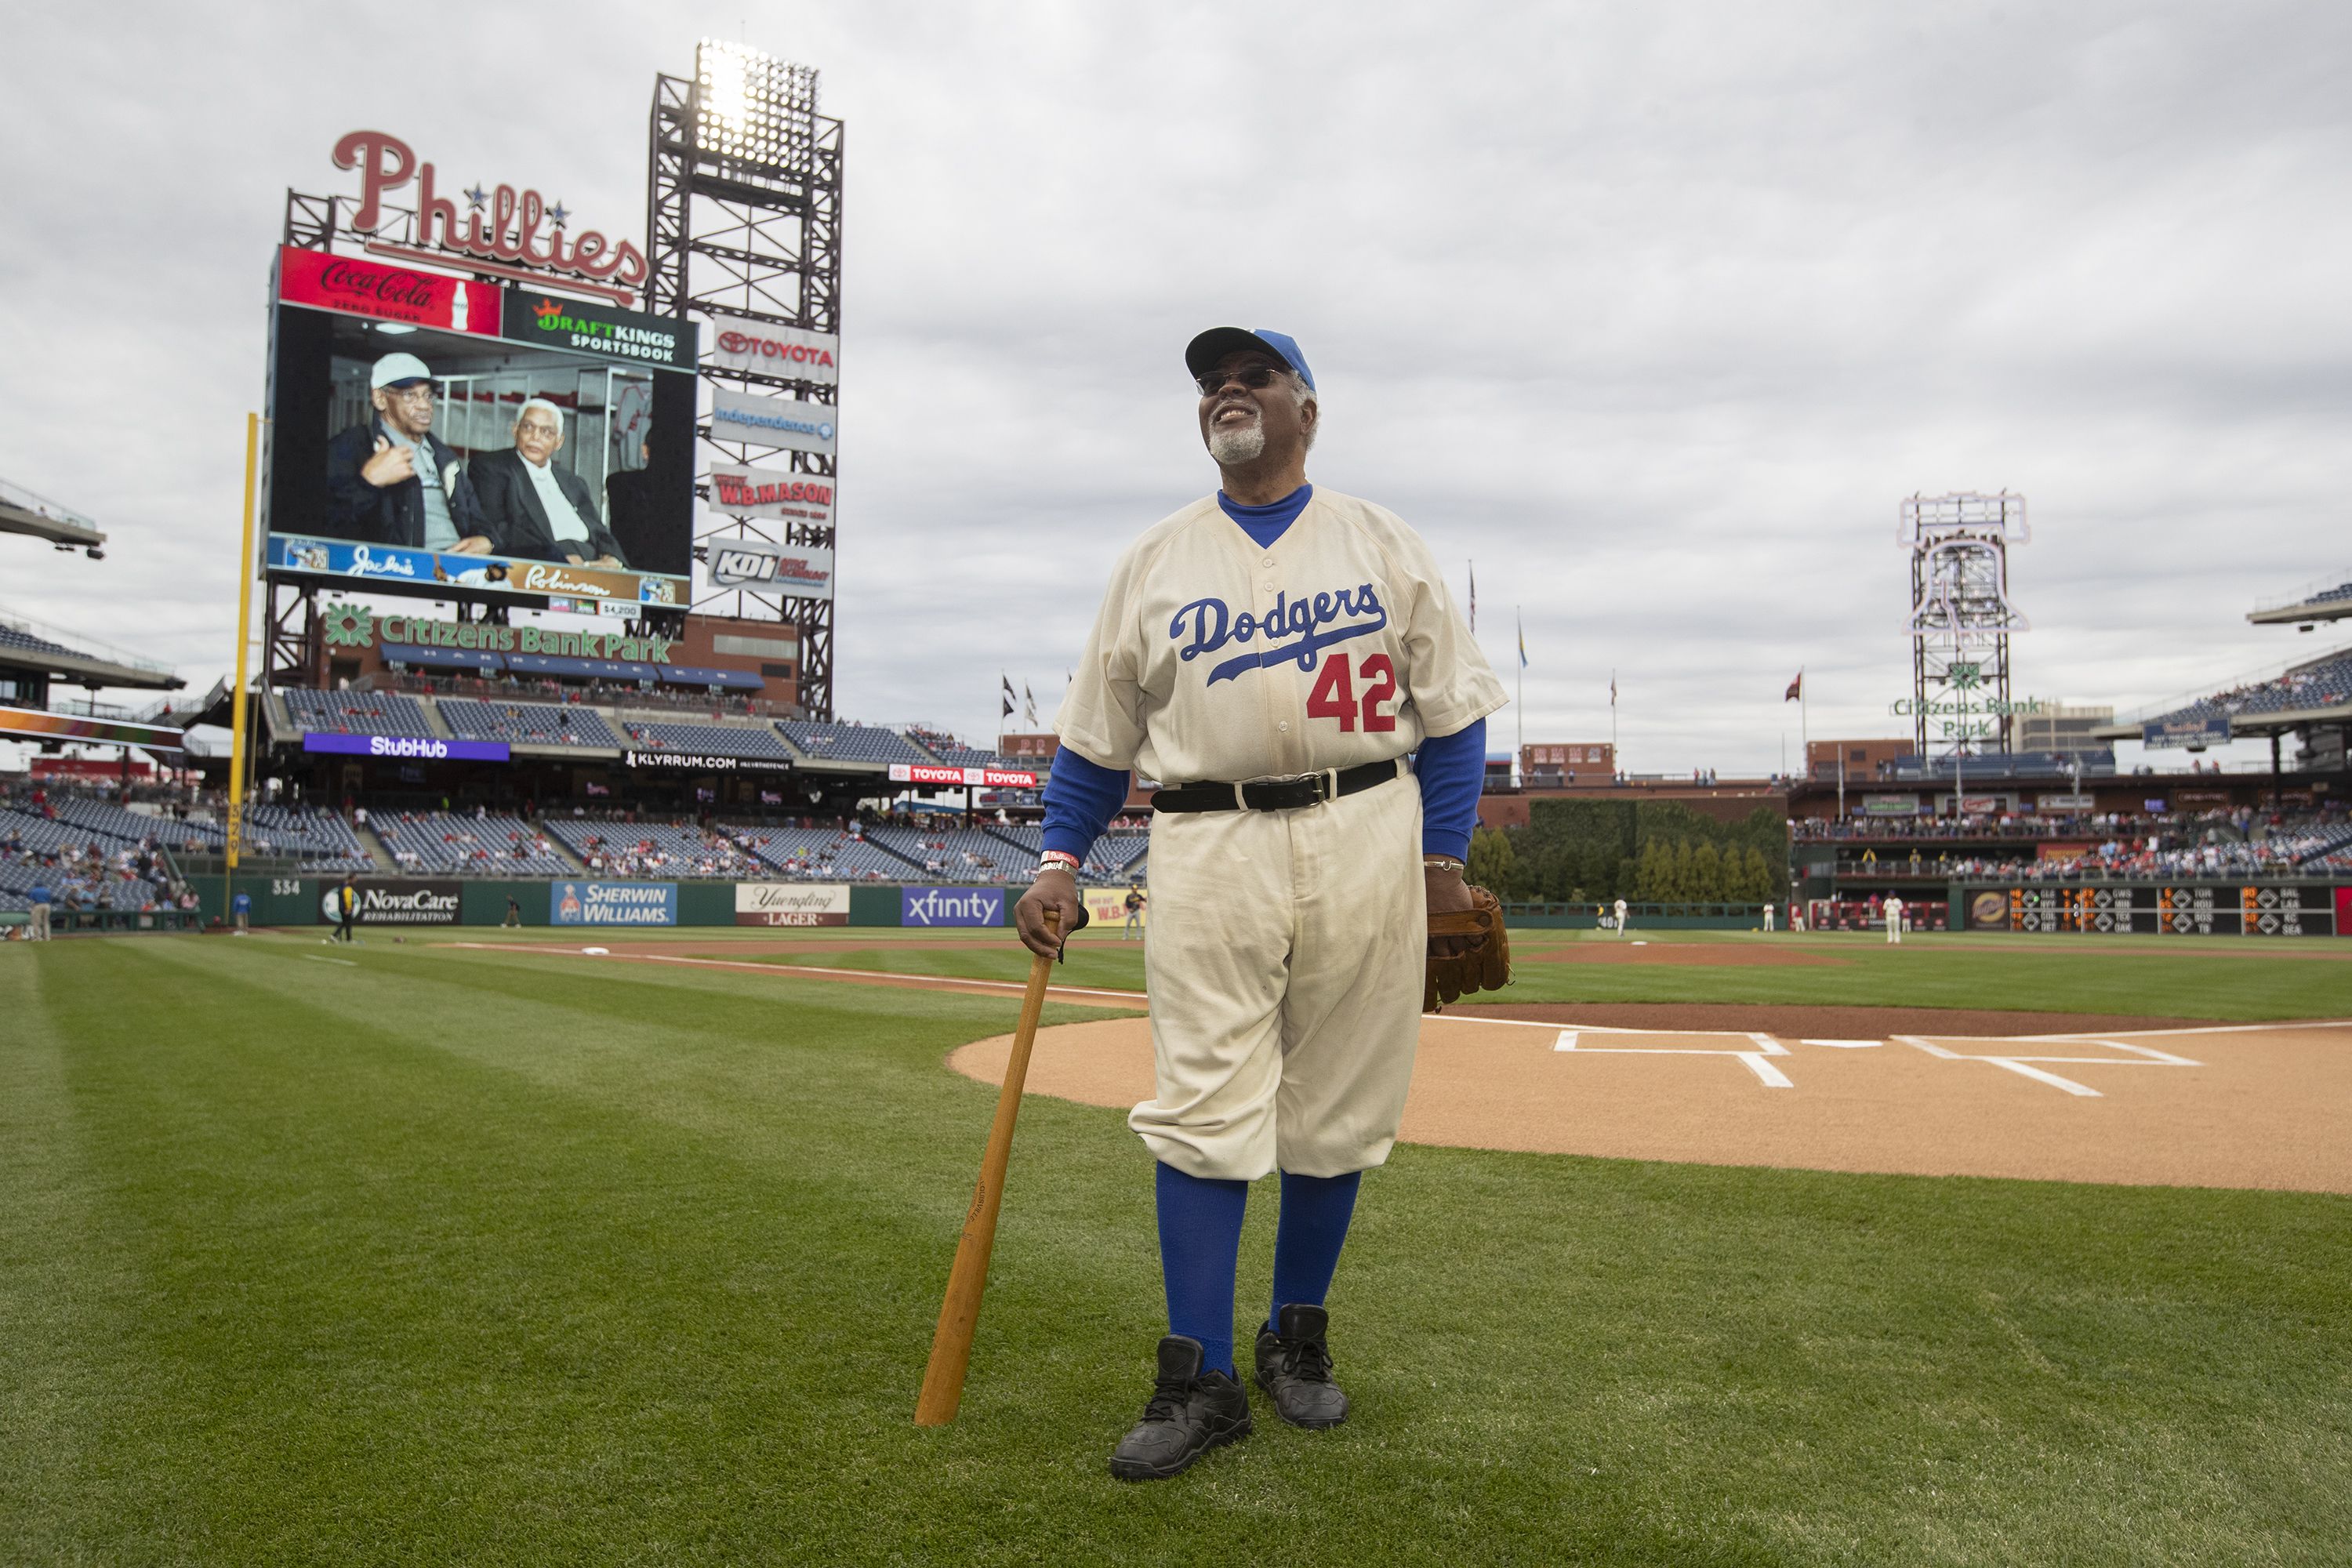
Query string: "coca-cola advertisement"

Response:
xmin=266 ymin=245 xmax=699 ymax=598
xmin=278 ymin=247 xmax=500 ymax=336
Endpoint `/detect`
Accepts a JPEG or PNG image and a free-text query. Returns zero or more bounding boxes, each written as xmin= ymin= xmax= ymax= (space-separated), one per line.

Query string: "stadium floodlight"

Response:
xmin=694 ymin=39 xmax=819 ymax=179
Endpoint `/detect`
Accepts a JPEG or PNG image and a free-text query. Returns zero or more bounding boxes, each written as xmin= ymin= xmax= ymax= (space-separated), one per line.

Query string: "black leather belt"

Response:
xmin=1151 ymin=758 xmax=1399 ymax=814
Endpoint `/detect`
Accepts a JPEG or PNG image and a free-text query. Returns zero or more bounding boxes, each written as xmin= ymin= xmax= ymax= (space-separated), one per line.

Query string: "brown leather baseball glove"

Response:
xmin=1425 ymin=884 xmax=1511 ymax=1012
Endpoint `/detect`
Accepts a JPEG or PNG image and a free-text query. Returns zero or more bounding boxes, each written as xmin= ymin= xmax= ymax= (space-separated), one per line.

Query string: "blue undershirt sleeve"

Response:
xmin=1040 ymin=746 xmax=1131 ymax=862
xmin=1413 ymin=717 xmax=1486 ymax=862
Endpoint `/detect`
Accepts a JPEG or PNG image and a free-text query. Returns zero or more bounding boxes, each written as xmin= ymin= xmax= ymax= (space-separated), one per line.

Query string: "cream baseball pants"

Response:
xmin=1131 ymin=771 xmax=1425 ymax=1181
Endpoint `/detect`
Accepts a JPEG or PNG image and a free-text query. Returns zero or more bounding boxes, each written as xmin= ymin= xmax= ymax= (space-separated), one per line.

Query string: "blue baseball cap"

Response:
xmin=1185 ymin=327 xmax=1315 ymax=393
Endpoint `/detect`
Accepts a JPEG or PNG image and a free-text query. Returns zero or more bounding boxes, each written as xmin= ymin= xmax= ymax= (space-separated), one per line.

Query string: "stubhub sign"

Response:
xmin=901 ymin=887 xmax=1005 ymax=927
xmin=303 ymin=733 xmax=511 ymax=763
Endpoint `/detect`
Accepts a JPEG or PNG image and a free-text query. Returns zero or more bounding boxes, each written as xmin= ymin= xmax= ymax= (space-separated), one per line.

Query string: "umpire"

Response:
xmin=1016 ymin=327 xmax=1504 ymax=1480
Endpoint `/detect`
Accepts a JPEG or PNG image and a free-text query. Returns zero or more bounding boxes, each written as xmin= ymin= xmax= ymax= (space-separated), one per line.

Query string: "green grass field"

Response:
xmin=5 ymin=930 xmax=2350 ymax=1564
xmin=655 ymin=924 xmax=2352 ymax=1022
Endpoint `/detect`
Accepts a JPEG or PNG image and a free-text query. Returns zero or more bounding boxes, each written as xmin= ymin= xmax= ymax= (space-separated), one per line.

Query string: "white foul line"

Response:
xmin=1894 ymin=1035 xmax=2204 ymax=1098
xmin=1553 ymin=1027 xmax=1795 ymax=1089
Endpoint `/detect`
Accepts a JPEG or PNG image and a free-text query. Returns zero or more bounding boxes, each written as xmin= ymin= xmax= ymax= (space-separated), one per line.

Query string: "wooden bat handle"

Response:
xmin=913 ymin=909 xmax=1063 ymax=1426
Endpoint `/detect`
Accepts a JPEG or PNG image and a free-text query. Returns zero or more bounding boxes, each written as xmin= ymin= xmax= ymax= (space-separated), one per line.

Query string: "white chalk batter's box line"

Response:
xmin=1446 ymin=1014 xmax=2216 ymax=1097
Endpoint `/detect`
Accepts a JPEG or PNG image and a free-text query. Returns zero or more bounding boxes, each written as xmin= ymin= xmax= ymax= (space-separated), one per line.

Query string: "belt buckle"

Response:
xmin=1316 ymin=768 xmax=1340 ymax=805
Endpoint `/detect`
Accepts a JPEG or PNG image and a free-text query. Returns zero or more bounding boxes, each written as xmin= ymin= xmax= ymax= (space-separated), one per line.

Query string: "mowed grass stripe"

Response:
xmin=4 ymin=936 xmax=2350 ymax=1564
xmin=0 ymin=954 xmax=167 ymax=1560
xmin=717 ymin=931 xmax=2351 ymax=1020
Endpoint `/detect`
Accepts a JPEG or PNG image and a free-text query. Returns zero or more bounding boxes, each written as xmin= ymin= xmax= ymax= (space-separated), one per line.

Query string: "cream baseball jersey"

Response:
xmin=1057 ymin=488 xmax=1507 ymax=784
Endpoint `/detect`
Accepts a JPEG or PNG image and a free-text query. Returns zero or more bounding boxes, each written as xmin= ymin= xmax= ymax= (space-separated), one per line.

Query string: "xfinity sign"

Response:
xmin=901 ymin=887 xmax=1005 ymax=927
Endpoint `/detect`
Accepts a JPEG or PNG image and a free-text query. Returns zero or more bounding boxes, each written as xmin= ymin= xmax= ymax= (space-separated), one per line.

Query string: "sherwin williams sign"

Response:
xmin=900 ymin=887 xmax=1005 ymax=927
xmin=550 ymin=881 xmax=678 ymax=925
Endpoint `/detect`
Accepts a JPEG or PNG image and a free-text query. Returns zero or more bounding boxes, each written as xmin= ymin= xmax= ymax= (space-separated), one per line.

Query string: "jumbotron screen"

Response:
xmin=262 ymin=246 xmax=699 ymax=607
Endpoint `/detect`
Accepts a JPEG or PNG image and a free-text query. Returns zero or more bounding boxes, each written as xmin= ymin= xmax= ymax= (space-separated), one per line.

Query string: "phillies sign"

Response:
xmin=331 ymin=130 xmax=649 ymax=307
xmin=706 ymin=315 xmax=840 ymax=384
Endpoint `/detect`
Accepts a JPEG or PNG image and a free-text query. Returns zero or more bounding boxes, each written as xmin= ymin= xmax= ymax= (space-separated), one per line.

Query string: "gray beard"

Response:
xmin=1207 ymin=422 xmax=1267 ymax=466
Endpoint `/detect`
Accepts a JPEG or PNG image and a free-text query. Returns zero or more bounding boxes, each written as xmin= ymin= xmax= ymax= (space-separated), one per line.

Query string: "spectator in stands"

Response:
xmin=470 ymin=400 xmax=631 ymax=568
xmin=322 ymin=354 xmax=495 ymax=553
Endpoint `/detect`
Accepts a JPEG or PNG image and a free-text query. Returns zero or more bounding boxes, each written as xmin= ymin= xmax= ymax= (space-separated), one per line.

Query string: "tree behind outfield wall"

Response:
xmin=1510 ymin=797 xmax=1789 ymax=904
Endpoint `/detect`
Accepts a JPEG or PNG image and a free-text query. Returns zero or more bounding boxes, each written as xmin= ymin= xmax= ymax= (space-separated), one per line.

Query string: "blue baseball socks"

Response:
xmin=1266 ymin=1169 xmax=1360 ymax=1334
xmin=1154 ymin=1162 xmax=1366 ymax=1377
xmin=1155 ymin=1163 xmax=1248 ymax=1377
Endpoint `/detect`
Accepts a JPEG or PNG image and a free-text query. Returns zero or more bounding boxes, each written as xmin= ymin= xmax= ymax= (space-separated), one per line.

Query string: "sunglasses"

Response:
xmin=1193 ymin=364 xmax=1289 ymax=396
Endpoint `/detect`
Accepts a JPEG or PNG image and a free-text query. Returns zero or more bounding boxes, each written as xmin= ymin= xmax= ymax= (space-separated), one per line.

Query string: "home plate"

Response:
xmin=1802 ymin=1038 xmax=1884 ymax=1048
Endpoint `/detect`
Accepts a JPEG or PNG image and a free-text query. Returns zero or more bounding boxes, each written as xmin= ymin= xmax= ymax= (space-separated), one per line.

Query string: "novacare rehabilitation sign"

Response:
xmin=550 ymin=881 xmax=678 ymax=925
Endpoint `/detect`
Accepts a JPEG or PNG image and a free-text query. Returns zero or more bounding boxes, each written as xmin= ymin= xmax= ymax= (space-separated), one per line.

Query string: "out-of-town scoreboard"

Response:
xmin=1960 ymin=884 xmax=2347 ymax=936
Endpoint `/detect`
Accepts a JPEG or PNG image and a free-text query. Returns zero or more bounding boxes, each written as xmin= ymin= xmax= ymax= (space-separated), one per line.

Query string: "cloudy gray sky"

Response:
xmin=4 ymin=1 xmax=2348 ymax=774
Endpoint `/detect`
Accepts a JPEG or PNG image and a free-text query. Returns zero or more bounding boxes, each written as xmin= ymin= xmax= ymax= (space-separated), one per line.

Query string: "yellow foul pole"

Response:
xmin=223 ymin=412 xmax=261 ymax=883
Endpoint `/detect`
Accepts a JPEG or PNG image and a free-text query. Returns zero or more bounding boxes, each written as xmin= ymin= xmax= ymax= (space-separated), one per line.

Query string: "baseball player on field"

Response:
xmin=1016 ymin=327 xmax=1506 ymax=1480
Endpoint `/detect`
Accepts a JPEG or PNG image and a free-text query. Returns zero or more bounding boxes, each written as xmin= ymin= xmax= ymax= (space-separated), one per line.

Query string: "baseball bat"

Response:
xmin=914 ymin=904 xmax=1086 ymax=1426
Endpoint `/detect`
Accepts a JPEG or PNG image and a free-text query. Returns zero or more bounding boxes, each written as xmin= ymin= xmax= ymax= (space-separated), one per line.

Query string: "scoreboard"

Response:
xmin=1961 ymin=884 xmax=2345 ymax=936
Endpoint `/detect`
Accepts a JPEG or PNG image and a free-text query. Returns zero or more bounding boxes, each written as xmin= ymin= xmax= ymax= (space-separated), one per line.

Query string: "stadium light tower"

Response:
xmin=1900 ymin=492 xmax=2028 ymax=764
xmin=648 ymin=40 xmax=843 ymax=717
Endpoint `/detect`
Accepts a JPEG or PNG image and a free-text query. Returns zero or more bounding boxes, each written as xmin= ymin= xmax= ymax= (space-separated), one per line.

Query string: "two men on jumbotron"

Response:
xmin=323 ymin=353 xmax=630 ymax=568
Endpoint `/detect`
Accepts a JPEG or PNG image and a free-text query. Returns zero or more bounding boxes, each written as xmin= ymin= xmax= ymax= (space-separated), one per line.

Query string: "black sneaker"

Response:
xmin=1254 ymin=1304 xmax=1349 ymax=1429
xmin=1109 ymin=1335 xmax=1252 ymax=1481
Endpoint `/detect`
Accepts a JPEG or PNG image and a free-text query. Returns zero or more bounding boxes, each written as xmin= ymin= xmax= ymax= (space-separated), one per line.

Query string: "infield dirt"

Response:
xmin=951 ymin=1014 xmax=2352 ymax=1192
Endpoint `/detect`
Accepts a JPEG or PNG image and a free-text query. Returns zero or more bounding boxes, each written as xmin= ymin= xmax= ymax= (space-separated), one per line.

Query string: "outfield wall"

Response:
xmin=177 ymin=875 xmax=2352 ymax=935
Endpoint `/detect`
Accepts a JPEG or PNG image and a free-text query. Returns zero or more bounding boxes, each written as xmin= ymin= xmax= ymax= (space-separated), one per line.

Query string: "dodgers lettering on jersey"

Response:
xmin=1058 ymin=488 xmax=1506 ymax=785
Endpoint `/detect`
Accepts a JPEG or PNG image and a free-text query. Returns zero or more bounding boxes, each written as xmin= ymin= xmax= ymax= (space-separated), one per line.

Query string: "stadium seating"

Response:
xmin=438 ymin=699 xmax=623 ymax=749
xmin=623 ymin=721 xmax=794 ymax=761
xmin=778 ymin=721 xmax=929 ymax=766
xmin=282 ymin=688 xmax=438 ymax=739
xmin=0 ymin=623 xmax=94 ymax=661
xmin=53 ymin=797 xmax=223 ymax=850
xmin=373 ymin=812 xmax=572 ymax=875
xmin=545 ymin=818 xmax=767 ymax=879
xmin=2138 ymin=653 xmax=2352 ymax=731
xmin=723 ymin=826 xmax=925 ymax=880
xmin=241 ymin=804 xmax=376 ymax=871
xmin=0 ymin=811 xmax=168 ymax=909
xmin=862 ymin=826 xmax=1029 ymax=882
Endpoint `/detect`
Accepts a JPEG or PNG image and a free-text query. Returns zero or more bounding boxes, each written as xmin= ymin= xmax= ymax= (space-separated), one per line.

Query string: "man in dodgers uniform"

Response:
xmin=1016 ymin=328 xmax=1506 ymax=1480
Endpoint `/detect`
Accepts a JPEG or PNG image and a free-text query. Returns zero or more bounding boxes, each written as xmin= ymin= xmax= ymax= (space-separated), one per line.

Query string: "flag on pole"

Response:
xmin=1610 ymin=673 xmax=1617 ymax=706
xmin=1784 ymin=672 xmax=1803 ymax=702
xmin=1516 ymin=615 xmax=1527 ymax=669
xmin=1001 ymin=673 xmax=1015 ymax=720
xmin=1023 ymin=684 xmax=1039 ymax=727
xmin=1468 ymin=562 xmax=1477 ymax=633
